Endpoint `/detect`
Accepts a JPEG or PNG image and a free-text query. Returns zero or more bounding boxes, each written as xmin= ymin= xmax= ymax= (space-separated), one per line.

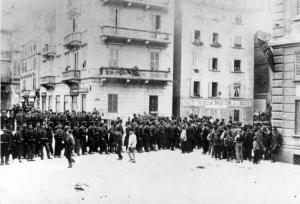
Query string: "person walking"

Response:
xmin=127 ymin=128 xmax=137 ymax=163
xmin=270 ymin=127 xmax=283 ymax=162
xmin=65 ymin=129 xmax=75 ymax=168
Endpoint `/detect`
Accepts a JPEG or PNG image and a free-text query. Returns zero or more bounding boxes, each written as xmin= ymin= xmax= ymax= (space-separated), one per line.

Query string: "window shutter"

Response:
xmin=190 ymin=81 xmax=194 ymax=97
xmin=295 ymin=53 xmax=300 ymax=79
xmin=242 ymin=60 xmax=247 ymax=72
xmin=192 ymin=30 xmax=195 ymax=42
xmin=230 ymin=109 xmax=234 ymax=117
xmin=229 ymin=84 xmax=232 ymax=98
xmin=240 ymin=110 xmax=244 ymax=123
xmin=241 ymin=84 xmax=246 ymax=98
xmin=230 ymin=60 xmax=234 ymax=72
xmin=208 ymin=82 xmax=212 ymax=97
xmin=115 ymin=49 xmax=119 ymax=67
xmin=208 ymin=58 xmax=211 ymax=70
xmin=296 ymin=0 xmax=300 ymax=16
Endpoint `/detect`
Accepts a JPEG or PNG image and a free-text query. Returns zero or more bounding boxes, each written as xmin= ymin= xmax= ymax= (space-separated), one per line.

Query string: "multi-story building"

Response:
xmin=1 ymin=29 xmax=21 ymax=110
xmin=268 ymin=0 xmax=300 ymax=164
xmin=254 ymin=31 xmax=272 ymax=115
xmin=173 ymin=0 xmax=256 ymax=123
xmin=39 ymin=0 xmax=174 ymax=119
xmin=20 ymin=40 xmax=42 ymax=108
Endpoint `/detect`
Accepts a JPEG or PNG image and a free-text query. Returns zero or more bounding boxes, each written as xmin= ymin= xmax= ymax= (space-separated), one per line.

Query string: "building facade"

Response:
xmin=173 ymin=0 xmax=255 ymax=123
xmin=269 ymin=0 xmax=300 ymax=164
xmin=254 ymin=31 xmax=272 ymax=115
xmin=38 ymin=0 xmax=174 ymax=119
xmin=20 ymin=40 xmax=42 ymax=108
xmin=1 ymin=29 xmax=21 ymax=110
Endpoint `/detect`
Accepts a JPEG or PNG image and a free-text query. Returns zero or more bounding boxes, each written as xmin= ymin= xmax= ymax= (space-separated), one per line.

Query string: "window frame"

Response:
xmin=193 ymin=81 xmax=201 ymax=97
xmin=295 ymin=52 xmax=300 ymax=81
xmin=211 ymin=82 xmax=218 ymax=97
xmin=150 ymin=51 xmax=160 ymax=70
xmin=56 ymin=95 xmax=61 ymax=113
xmin=234 ymin=59 xmax=242 ymax=72
xmin=108 ymin=94 xmax=118 ymax=113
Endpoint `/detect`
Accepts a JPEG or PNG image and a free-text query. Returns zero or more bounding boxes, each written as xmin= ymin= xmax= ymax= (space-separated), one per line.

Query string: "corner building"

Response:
xmin=39 ymin=0 xmax=174 ymax=119
xmin=269 ymin=0 xmax=300 ymax=164
xmin=173 ymin=0 xmax=256 ymax=124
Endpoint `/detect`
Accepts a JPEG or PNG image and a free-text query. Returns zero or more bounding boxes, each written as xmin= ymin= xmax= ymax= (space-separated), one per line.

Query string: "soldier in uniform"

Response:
xmin=54 ymin=123 xmax=64 ymax=158
xmin=46 ymin=122 xmax=54 ymax=156
xmin=39 ymin=124 xmax=52 ymax=160
xmin=1 ymin=124 xmax=12 ymax=165
xmin=87 ymin=122 xmax=96 ymax=154
xmin=27 ymin=124 xmax=36 ymax=161
xmin=73 ymin=122 xmax=80 ymax=155
xmin=12 ymin=126 xmax=23 ymax=162
xmin=79 ymin=122 xmax=88 ymax=155
xmin=143 ymin=121 xmax=150 ymax=152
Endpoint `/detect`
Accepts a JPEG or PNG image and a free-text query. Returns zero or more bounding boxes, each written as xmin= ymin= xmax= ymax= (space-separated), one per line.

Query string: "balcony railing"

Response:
xmin=99 ymin=67 xmax=171 ymax=83
xmin=40 ymin=76 xmax=56 ymax=89
xmin=101 ymin=26 xmax=170 ymax=47
xmin=41 ymin=45 xmax=56 ymax=59
xmin=63 ymin=32 xmax=82 ymax=50
xmin=21 ymin=90 xmax=31 ymax=97
xmin=1 ymin=76 xmax=12 ymax=84
xmin=61 ymin=70 xmax=81 ymax=84
xmin=102 ymin=0 xmax=169 ymax=11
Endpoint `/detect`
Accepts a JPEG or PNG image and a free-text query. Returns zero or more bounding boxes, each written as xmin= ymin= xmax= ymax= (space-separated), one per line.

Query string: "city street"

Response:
xmin=1 ymin=150 xmax=300 ymax=204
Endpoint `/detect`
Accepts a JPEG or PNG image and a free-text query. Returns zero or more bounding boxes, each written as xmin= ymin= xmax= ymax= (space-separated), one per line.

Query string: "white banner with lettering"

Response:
xmin=181 ymin=98 xmax=252 ymax=109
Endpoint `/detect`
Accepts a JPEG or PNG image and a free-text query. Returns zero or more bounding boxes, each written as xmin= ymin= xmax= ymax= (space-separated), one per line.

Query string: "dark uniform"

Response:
xmin=38 ymin=126 xmax=52 ymax=159
xmin=27 ymin=125 xmax=36 ymax=161
xmin=1 ymin=128 xmax=12 ymax=165
xmin=54 ymin=124 xmax=64 ymax=157
xmin=79 ymin=123 xmax=87 ymax=155
xmin=12 ymin=128 xmax=23 ymax=162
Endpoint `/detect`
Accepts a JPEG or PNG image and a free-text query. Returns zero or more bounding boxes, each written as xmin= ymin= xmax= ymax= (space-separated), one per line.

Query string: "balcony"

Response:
xmin=102 ymin=0 xmax=168 ymax=11
xmin=41 ymin=45 xmax=56 ymax=59
xmin=61 ymin=70 xmax=81 ymax=85
xmin=40 ymin=76 xmax=55 ymax=89
xmin=21 ymin=90 xmax=31 ymax=98
xmin=63 ymin=32 xmax=82 ymax=50
xmin=101 ymin=26 xmax=170 ymax=48
xmin=99 ymin=67 xmax=171 ymax=84
xmin=1 ymin=76 xmax=11 ymax=84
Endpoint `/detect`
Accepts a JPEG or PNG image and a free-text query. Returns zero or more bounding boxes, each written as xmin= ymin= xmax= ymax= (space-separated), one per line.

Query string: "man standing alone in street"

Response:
xmin=127 ymin=128 xmax=137 ymax=163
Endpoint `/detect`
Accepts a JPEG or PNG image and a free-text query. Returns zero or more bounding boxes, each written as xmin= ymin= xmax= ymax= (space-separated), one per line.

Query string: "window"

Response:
xmin=42 ymin=96 xmax=46 ymax=111
xmin=108 ymin=94 xmax=118 ymax=113
xmin=155 ymin=15 xmax=161 ymax=30
xmin=192 ymin=54 xmax=197 ymax=67
xmin=109 ymin=48 xmax=119 ymax=67
xmin=149 ymin=95 xmax=158 ymax=113
xmin=234 ymin=14 xmax=242 ymax=24
xmin=233 ymin=36 xmax=242 ymax=48
xmin=111 ymin=8 xmax=120 ymax=31
xmin=295 ymin=53 xmax=300 ymax=80
xmin=33 ymin=58 xmax=36 ymax=70
xmin=64 ymin=95 xmax=69 ymax=111
xmin=22 ymin=79 xmax=26 ymax=90
xmin=33 ymin=77 xmax=36 ymax=90
xmin=209 ymin=82 xmax=218 ymax=97
xmin=212 ymin=33 xmax=219 ymax=44
xmin=296 ymin=0 xmax=300 ymax=17
xmin=72 ymin=18 xmax=76 ymax=32
xmin=82 ymin=94 xmax=87 ymax=112
xmin=296 ymin=101 xmax=300 ymax=135
xmin=71 ymin=95 xmax=78 ymax=111
xmin=234 ymin=60 xmax=241 ymax=72
xmin=150 ymin=51 xmax=160 ymax=70
xmin=212 ymin=58 xmax=218 ymax=71
xmin=56 ymin=95 xmax=61 ymax=112
xmin=48 ymin=96 xmax=53 ymax=111
xmin=194 ymin=30 xmax=201 ymax=41
xmin=193 ymin=81 xmax=200 ymax=97
xmin=233 ymin=83 xmax=241 ymax=97
xmin=74 ymin=51 xmax=78 ymax=70
xmin=233 ymin=110 xmax=240 ymax=122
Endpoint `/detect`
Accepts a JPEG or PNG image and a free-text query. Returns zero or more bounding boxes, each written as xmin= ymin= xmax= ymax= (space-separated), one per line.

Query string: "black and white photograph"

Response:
xmin=1 ymin=0 xmax=300 ymax=203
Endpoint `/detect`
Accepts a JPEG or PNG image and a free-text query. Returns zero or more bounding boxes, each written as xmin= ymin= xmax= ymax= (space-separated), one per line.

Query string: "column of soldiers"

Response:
xmin=1 ymin=107 xmax=283 ymax=166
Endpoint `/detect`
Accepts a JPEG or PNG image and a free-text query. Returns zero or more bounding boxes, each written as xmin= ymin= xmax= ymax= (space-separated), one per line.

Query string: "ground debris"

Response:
xmin=74 ymin=183 xmax=89 ymax=191
xmin=100 ymin=195 xmax=107 ymax=199
xmin=196 ymin=166 xmax=205 ymax=169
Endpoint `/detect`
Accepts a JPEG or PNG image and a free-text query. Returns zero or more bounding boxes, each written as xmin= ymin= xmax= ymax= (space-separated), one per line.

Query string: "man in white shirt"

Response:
xmin=127 ymin=128 xmax=137 ymax=163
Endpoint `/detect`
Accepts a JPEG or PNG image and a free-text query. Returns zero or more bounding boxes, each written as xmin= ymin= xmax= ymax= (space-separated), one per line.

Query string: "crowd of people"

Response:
xmin=1 ymin=104 xmax=283 ymax=168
